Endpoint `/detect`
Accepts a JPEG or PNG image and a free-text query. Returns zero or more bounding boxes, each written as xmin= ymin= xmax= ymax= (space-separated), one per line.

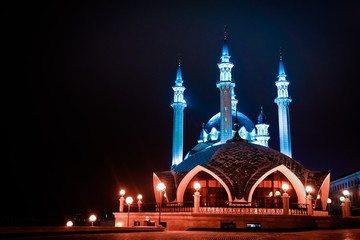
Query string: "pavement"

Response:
xmin=0 ymin=226 xmax=164 ymax=239
xmin=2 ymin=229 xmax=360 ymax=240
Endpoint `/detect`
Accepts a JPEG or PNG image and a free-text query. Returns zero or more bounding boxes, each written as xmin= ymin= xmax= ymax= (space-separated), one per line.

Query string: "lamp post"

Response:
xmin=156 ymin=182 xmax=166 ymax=227
xmin=281 ymin=183 xmax=290 ymax=215
xmin=137 ymin=194 xmax=143 ymax=212
xmin=89 ymin=214 xmax=96 ymax=227
xmin=193 ymin=182 xmax=201 ymax=213
xmin=305 ymin=186 xmax=313 ymax=215
xmin=340 ymin=195 xmax=346 ymax=218
xmin=343 ymin=190 xmax=351 ymax=217
xmin=327 ymin=198 xmax=332 ymax=213
xmin=119 ymin=189 xmax=125 ymax=212
xmin=125 ymin=196 xmax=133 ymax=226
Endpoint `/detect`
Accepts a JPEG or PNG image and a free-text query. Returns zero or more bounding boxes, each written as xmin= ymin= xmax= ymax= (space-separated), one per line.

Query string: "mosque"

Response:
xmin=153 ymin=32 xmax=330 ymax=209
xmin=114 ymin=32 xmax=332 ymax=230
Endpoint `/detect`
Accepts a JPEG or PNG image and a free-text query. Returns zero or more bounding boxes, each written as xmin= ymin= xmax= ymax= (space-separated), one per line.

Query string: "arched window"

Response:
xmin=252 ymin=171 xmax=298 ymax=207
xmin=183 ymin=171 xmax=228 ymax=207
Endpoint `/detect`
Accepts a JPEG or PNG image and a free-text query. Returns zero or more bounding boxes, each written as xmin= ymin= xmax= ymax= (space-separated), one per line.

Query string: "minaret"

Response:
xmin=216 ymin=28 xmax=235 ymax=143
xmin=255 ymin=107 xmax=270 ymax=147
xmin=274 ymin=50 xmax=292 ymax=157
xmin=171 ymin=59 xmax=187 ymax=166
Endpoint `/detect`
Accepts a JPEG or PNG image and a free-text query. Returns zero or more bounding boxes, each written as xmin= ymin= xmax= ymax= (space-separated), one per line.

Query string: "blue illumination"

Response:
xmin=275 ymin=52 xmax=292 ymax=158
xmin=171 ymin=61 xmax=187 ymax=166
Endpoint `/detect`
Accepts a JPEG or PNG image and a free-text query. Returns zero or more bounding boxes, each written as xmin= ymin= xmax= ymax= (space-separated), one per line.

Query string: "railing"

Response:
xmin=132 ymin=202 xmax=308 ymax=215
xmin=289 ymin=203 xmax=308 ymax=215
xmin=200 ymin=206 xmax=284 ymax=215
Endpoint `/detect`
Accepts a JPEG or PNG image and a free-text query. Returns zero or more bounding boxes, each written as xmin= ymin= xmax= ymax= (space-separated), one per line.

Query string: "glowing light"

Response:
xmin=327 ymin=198 xmax=332 ymax=204
xmin=194 ymin=182 xmax=201 ymax=191
xmin=116 ymin=222 xmax=123 ymax=227
xmin=282 ymin=183 xmax=289 ymax=193
xmin=125 ymin=196 xmax=133 ymax=205
xmin=156 ymin=182 xmax=166 ymax=192
xmin=137 ymin=194 xmax=143 ymax=200
xmin=120 ymin=189 xmax=125 ymax=196
xmin=340 ymin=196 xmax=345 ymax=202
xmin=269 ymin=191 xmax=273 ymax=197
xmin=66 ymin=221 xmax=73 ymax=227
xmin=343 ymin=190 xmax=350 ymax=197
xmin=89 ymin=215 xmax=96 ymax=222
xmin=305 ymin=186 xmax=313 ymax=194
xmin=275 ymin=191 xmax=281 ymax=196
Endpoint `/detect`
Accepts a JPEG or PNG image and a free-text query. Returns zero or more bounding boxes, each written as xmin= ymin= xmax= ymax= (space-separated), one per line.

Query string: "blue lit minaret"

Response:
xmin=216 ymin=28 xmax=235 ymax=143
xmin=274 ymin=50 xmax=292 ymax=157
xmin=171 ymin=59 xmax=187 ymax=166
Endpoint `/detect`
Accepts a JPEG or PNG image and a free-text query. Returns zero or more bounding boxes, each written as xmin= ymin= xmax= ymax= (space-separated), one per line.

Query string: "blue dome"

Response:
xmin=205 ymin=111 xmax=255 ymax=133
xmin=258 ymin=112 xmax=267 ymax=124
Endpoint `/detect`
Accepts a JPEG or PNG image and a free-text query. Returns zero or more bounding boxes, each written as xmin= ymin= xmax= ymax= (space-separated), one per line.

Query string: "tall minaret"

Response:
xmin=171 ymin=59 xmax=187 ymax=166
xmin=217 ymin=28 xmax=235 ymax=143
xmin=274 ymin=50 xmax=292 ymax=157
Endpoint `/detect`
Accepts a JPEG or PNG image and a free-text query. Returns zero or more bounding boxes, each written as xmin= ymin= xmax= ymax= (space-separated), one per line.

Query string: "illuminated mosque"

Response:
xmin=153 ymin=31 xmax=330 ymax=210
xmin=115 ymin=31 xmax=333 ymax=230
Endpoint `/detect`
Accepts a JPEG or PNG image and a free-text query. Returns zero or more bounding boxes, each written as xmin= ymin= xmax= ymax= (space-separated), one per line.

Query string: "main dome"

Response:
xmin=159 ymin=142 xmax=329 ymax=202
xmin=205 ymin=111 xmax=255 ymax=133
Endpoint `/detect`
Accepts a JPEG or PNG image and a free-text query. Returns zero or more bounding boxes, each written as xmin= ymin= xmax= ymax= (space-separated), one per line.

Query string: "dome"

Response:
xmin=168 ymin=142 xmax=329 ymax=202
xmin=205 ymin=111 xmax=255 ymax=133
xmin=257 ymin=111 xmax=267 ymax=124
xmin=257 ymin=107 xmax=267 ymax=124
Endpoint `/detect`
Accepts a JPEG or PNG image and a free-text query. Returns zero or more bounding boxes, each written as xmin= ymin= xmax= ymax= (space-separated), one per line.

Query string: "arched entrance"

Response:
xmin=184 ymin=171 xmax=228 ymax=207
xmin=252 ymin=171 xmax=298 ymax=207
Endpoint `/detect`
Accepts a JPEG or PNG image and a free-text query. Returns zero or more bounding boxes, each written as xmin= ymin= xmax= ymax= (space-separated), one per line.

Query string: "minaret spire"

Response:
xmin=171 ymin=58 xmax=186 ymax=166
xmin=274 ymin=49 xmax=292 ymax=157
xmin=217 ymin=27 xmax=235 ymax=143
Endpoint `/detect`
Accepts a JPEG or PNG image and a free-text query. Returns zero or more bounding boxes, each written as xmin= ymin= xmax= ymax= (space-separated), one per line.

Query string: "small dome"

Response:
xmin=258 ymin=112 xmax=267 ymax=124
xmin=205 ymin=111 xmax=255 ymax=133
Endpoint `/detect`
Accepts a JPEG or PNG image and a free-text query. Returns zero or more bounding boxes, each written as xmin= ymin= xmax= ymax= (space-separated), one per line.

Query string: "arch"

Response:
xmin=248 ymin=164 xmax=306 ymax=204
xmin=315 ymin=173 xmax=330 ymax=210
xmin=176 ymin=165 xmax=233 ymax=203
xmin=153 ymin=173 xmax=168 ymax=204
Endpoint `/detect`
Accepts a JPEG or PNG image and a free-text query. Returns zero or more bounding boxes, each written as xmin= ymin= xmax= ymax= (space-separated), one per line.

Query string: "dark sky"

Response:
xmin=3 ymin=1 xmax=360 ymax=224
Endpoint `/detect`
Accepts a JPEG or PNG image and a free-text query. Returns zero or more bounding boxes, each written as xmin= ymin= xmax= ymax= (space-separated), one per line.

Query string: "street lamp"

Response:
xmin=120 ymin=189 xmax=125 ymax=196
xmin=119 ymin=189 xmax=126 ymax=212
xmin=137 ymin=194 xmax=143 ymax=212
xmin=156 ymin=182 xmax=166 ymax=226
xmin=343 ymin=190 xmax=350 ymax=198
xmin=125 ymin=196 xmax=133 ymax=227
xmin=305 ymin=186 xmax=313 ymax=196
xmin=194 ymin=182 xmax=201 ymax=192
xmin=193 ymin=182 xmax=201 ymax=213
xmin=305 ymin=186 xmax=313 ymax=215
xmin=89 ymin=214 xmax=96 ymax=227
xmin=282 ymin=183 xmax=289 ymax=194
xmin=327 ymin=198 xmax=332 ymax=212
xmin=66 ymin=220 xmax=73 ymax=227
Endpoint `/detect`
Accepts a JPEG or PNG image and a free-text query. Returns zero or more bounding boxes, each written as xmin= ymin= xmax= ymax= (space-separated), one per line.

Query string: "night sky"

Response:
xmin=3 ymin=1 xmax=360 ymax=224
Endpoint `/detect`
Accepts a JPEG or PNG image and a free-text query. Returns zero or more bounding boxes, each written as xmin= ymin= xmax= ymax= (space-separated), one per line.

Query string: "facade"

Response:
xmin=114 ymin=31 xmax=335 ymax=230
xmin=156 ymin=32 xmax=330 ymax=211
xmin=329 ymin=170 xmax=360 ymax=212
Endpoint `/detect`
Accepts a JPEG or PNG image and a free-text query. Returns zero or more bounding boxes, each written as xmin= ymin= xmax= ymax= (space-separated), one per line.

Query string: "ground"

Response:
xmin=7 ymin=229 xmax=360 ymax=240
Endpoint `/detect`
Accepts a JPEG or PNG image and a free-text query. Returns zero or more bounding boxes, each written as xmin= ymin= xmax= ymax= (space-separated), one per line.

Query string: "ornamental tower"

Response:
xmin=171 ymin=60 xmax=187 ymax=166
xmin=216 ymin=28 xmax=235 ymax=143
xmin=255 ymin=107 xmax=270 ymax=147
xmin=274 ymin=50 xmax=292 ymax=157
